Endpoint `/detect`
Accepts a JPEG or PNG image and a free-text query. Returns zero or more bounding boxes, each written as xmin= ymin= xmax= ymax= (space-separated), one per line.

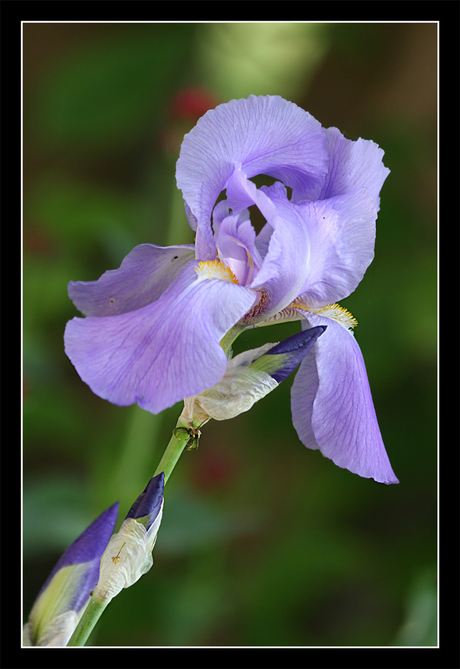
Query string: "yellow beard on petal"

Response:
xmin=253 ymin=298 xmax=358 ymax=332
xmin=291 ymin=300 xmax=358 ymax=331
xmin=195 ymin=260 xmax=239 ymax=284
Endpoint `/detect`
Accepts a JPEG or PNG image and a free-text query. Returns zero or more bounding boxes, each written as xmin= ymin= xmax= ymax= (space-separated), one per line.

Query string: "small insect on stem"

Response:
xmin=111 ymin=542 xmax=126 ymax=565
xmin=186 ymin=428 xmax=201 ymax=451
xmin=173 ymin=426 xmax=201 ymax=451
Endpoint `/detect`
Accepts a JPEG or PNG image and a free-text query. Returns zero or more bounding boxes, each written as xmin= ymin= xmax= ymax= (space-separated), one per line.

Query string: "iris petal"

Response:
xmin=68 ymin=243 xmax=195 ymax=317
xmin=126 ymin=473 xmax=164 ymax=528
xmin=214 ymin=209 xmax=262 ymax=286
xmin=225 ymin=168 xmax=311 ymax=319
xmin=65 ymin=263 xmax=256 ymax=414
xmin=295 ymin=189 xmax=379 ymax=307
xmin=291 ymin=314 xmax=398 ymax=484
xmin=301 ymin=126 xmax=390 ymax=209
xmin=176 ymin=95 xmax=328 ymax=256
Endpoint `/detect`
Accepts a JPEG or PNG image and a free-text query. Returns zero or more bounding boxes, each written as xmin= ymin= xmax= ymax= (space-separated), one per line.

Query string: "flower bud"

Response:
xmin=93 ymin=474 xmax=164 ymax=604
xmin=181 ymin=326 xmax=325 ymax=426
xmin=250 ymin=326 xmax=327 ymax=382
xmin=24 ymin=503 xmax=119 ymax=646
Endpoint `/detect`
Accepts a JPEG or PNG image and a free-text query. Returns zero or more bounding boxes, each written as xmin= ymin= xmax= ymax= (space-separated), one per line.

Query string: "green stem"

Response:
xmin=67 ymin=595 xmax=109 ymax=647
xmin=153 ymin=418 xmax=192 ymax=484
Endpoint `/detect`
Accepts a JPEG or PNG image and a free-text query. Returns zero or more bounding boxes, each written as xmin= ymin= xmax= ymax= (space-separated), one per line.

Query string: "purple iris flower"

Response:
xmin=64 ymin=95 xmax=397 ymax=484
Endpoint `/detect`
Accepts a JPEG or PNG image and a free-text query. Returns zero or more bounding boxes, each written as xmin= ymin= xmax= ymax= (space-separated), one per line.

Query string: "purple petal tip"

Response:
xmin=126 ymin=473 xmax=164 ymax=524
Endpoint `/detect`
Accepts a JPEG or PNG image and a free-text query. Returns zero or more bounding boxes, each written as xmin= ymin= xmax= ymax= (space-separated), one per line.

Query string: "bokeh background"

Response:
xmin=23 ymin=22 xmax=437 ymax=647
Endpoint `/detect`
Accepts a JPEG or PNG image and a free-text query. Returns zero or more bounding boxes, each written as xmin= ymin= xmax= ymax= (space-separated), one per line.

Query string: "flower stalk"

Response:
xmin=153 ymin=418 xmax=200 ymax=484
xmin=66 ymin=595 xmax=109 ymax=647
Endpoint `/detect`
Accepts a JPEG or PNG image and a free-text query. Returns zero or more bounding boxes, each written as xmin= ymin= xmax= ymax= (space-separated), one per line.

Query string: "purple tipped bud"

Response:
xmin=126 ymin=473 xmax=164 ymax=530
xmin=93 ymin=476 xmax=165 ymax=603
xmin=25 ymin=502 xmax=119 ymax=646
xmin=265 ymin=326 xmax=326 ymax=383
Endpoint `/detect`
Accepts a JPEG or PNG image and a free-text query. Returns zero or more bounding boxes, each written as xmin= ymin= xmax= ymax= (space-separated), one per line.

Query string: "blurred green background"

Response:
xmin=22 ymin=22 xmax=437 ymax=647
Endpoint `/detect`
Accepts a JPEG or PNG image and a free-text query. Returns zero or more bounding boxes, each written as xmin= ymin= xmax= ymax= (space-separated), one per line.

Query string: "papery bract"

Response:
xmin=94 ymin=474 xmax=164 ymax=604
xmin=182 ymin=326 xmax=326 ymax=426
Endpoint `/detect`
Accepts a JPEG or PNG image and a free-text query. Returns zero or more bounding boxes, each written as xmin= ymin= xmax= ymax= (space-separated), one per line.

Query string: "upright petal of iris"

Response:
xmin=301 ymin=126 xmax=390 ymax=208
xmin=292 ymin=189 xmax=379 ymax=308
xmin=176 ymin=94 xmax=329 ymax=259
xmin=225 ymin=171 xmax=313 ymax=319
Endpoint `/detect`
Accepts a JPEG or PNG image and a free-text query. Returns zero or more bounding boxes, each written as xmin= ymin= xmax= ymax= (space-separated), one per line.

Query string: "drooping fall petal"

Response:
xmin=291 ymin=315 xmax=398 ymax=484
